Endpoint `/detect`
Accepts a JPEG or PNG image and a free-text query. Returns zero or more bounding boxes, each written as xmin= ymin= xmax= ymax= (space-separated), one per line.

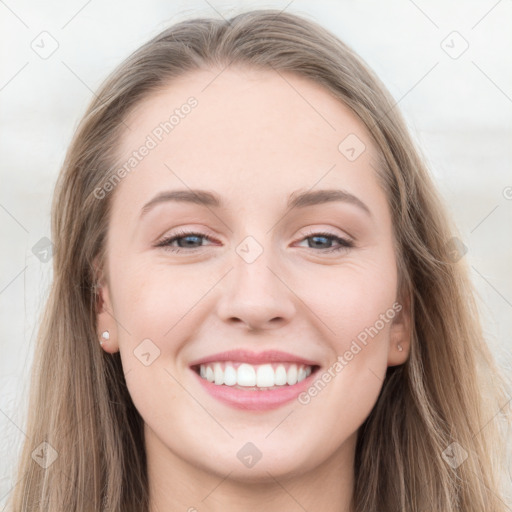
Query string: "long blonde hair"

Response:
xmin=8 ymin=9 xmax=510 ymax=511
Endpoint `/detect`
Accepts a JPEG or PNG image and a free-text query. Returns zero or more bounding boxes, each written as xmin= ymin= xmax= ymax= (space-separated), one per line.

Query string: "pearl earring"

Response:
xmin=397 ymin=344 xmax=403 ymax=352
xmin=100 ymin=330 xmax=110 ymax=346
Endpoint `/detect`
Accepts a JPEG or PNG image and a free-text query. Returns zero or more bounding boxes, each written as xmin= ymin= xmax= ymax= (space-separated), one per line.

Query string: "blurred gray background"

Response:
xmin=1 ymin=0 xmax=511 ymax=506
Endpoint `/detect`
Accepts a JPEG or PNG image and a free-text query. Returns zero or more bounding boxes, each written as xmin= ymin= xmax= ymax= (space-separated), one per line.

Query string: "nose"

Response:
xmin=215 ymin=246 xmax=297 ymax=332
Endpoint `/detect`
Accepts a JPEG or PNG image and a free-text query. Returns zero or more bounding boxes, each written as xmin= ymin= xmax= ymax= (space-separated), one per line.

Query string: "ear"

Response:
xmin=93 ymin=256 xmax=119 ymax=354
xmin=387 ymin=293 xmax=412 ymax=367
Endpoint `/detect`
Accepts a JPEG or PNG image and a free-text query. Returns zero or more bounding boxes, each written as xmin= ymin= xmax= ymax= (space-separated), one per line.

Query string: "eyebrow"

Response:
xmin=140 ymin=188 xmax=372 ymax=218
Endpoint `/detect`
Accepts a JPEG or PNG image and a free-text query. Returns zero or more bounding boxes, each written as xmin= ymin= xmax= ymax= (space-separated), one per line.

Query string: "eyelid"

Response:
xmin=155 ymin=228 xmax=218 ymax=248
xmin=296 ymin=226 xmax=354 ymax=243
xmin=155 ymin=224 xmax=217 ymax=242
xmin=155 ymin=226 xmax=353 ymax=245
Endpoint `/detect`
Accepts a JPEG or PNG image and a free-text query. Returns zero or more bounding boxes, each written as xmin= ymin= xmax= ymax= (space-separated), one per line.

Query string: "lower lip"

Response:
xmin=191 ymin=367 xmax=318 ymax=411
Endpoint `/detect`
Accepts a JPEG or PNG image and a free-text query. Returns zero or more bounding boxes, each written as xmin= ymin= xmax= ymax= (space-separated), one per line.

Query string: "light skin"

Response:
xmin=95 ymin=66 xmax=411 ymax=512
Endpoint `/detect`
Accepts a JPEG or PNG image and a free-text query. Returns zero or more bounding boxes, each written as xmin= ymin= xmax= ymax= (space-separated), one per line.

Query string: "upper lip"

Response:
xmin=189 ymin=349 xmax=320 ymax=367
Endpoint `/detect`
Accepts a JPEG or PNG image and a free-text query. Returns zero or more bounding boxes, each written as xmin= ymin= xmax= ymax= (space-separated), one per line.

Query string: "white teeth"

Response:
xmin=214 ymin=362 xmax=223 ymax=385
xmin=256 ymin=364 xmax=274 ymax=387
xmin=196 ymin=362 xmax=314 ymax=388
xmin=274 ymin=365 xmax=288 ymax=386
xmin=223 ymin=364 xmax=237 ymax=386
xmin=237 ymin=363 xmax=256 ymax=386
xmin=287 ymin=364 xmax=298 ymax=385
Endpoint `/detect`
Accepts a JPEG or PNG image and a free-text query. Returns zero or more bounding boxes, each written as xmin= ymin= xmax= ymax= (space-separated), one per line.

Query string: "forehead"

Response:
xmin=112 ymin=66 xmax=383 ymax=212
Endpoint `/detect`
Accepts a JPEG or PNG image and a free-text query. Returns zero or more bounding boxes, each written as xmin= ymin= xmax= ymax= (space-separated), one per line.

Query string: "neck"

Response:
xmin=146 ymin=424 xmax=356 ymax=512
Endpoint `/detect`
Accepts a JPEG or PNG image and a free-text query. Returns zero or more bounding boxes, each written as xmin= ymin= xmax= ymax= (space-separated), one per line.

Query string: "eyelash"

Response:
xmin=155 ymin=228 xmax=354 ymax=254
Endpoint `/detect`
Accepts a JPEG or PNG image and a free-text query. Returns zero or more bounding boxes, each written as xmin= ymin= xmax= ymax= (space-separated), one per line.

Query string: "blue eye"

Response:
xmin=297 ymin=231 xmax=354 ymax=253
xmin=156 ymin=229 xmax=216 ymax=252
xmin=156 ymin=229 xmax=353 ymax=254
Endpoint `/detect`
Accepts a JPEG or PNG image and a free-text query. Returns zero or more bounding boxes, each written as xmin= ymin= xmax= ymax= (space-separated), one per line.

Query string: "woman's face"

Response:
xmin=97 ymin=66 xmax=410 ymax=483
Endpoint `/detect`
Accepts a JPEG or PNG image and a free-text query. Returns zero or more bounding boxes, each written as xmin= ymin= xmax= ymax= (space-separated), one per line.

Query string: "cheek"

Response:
xmin=294 ymin=255 xmax=397 ymax=397
xmin=296 ymin=255 xmax=398 ymax=343
xmin=110 ymin=259 xmax=207 ymax=335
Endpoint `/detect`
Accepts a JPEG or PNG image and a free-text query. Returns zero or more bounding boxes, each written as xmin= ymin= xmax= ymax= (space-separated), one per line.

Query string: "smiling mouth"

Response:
xmin=191 ymin=361 xmax=321 ymax=390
